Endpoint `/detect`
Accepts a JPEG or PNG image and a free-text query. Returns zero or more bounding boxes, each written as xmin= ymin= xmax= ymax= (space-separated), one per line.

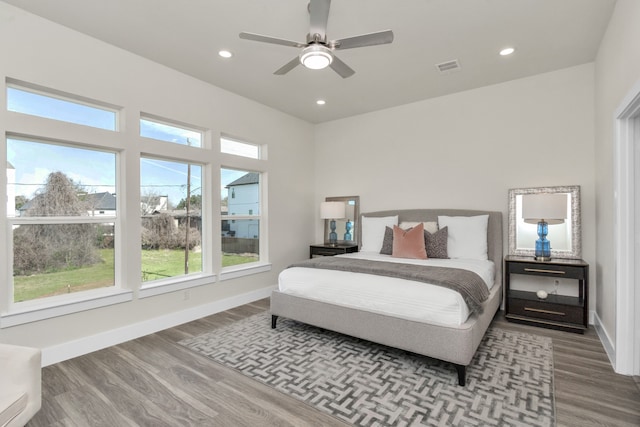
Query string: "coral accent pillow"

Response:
xmin=392 ymin=223 xmax=427 ymax=259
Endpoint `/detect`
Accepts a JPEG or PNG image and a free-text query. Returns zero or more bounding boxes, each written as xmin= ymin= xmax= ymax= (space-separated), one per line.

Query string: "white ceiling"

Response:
xmin=3 ymin=0 xmax=616 ymax=124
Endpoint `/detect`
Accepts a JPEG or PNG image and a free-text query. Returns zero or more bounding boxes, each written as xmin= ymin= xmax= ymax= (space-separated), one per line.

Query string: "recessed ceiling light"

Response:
xmin=499 ymin=47 xmax=515 ymax=56
xmin=316 ymin=100 xmax=326 ymax=105
xmin=218 ymin=50 xmax=233 ymax=58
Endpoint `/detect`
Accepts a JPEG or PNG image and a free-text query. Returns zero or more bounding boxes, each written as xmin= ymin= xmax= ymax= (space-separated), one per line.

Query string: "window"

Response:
xmin=2 ymin=79 xmax=270 ymax=326
xmin=140 ymin=116 xmax=202 ymax=147
xmin=140 ymin=157 xmax=203 ymax=283
xmin=7 ymin=138 xmax=117 ymax=303
xmin=7 ymin=85 xmax=117 ymax=131
xmin=221 ymin=137 xmax=260 ymax=159
xmin=221 ymin=168 xmax=260 ymax=268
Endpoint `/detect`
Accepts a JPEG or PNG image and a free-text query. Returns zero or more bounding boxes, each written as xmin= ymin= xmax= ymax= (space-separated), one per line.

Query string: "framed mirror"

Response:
xmin=324 ymin=196 xmax=360 ymax=246
xmin=508 ymin=185 xmax=581 ymax=259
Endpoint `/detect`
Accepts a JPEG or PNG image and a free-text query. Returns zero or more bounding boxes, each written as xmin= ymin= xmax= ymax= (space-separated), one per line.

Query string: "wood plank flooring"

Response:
xmin=27 ymin=299 xmax=640 ymax=427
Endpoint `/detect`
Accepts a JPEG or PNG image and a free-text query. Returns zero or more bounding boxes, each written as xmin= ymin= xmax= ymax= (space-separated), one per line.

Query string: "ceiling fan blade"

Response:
xmin=309 ymin=0 xmax=331 ymax=39
xmin=333 ymin=30 xmax=394 ymax=50
xmin=329 ymin=55 xmax=355 ymax=78
xmin=274 ymin=57 xmax=301 ymax=75
xmin=239 ymin=32 xmax=306 ymax=48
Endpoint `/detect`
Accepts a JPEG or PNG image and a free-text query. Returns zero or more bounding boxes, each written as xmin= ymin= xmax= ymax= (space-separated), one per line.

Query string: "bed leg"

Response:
xmin=454 ymin=364 xmax=466 ymax=386
xmin=271 ymin=315 xmax=278 ymax=329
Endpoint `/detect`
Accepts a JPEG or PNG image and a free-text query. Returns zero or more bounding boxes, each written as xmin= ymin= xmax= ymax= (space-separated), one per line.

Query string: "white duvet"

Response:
xmin=278 ymin=252 xmax=496 ymax=326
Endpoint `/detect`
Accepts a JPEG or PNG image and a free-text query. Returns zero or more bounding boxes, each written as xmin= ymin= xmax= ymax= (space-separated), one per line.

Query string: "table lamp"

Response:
xmin=320 ymin=201 xmax=346 ymax=246
xmin=522 ymin=193 xmax=567 ymax=261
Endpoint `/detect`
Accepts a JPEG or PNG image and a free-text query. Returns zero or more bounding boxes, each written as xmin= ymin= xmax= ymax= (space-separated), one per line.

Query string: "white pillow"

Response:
xmin=437 ymin=215 xmax=489 ymax=260
xmin=361 ymin=215 xmax=398 ymax=253
xmin=399 ymin=221 xmax=438 ymax=234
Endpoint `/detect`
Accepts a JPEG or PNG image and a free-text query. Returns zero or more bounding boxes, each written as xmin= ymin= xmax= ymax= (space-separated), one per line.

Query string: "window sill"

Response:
xmin=220 ymin=262 xmax=272 ymax=281
xmin=1 ymin=288 xmax=133 ymax=328
xmin=138 ymin=273 xmax=217 ymax=299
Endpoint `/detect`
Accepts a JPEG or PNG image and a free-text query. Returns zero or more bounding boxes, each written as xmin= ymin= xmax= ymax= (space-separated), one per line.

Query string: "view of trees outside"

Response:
xmin=140 ymin=157 xmax=203 ymax=282
xmin=11 ymin=170 xmax=115 ymax=302
xmin=10 ymin=163 xmax=208 ymax=300
xmin=9 ymin=158 xmax=261 ymax=301
xmin=14 ymin=172 xmax=104 ymax=275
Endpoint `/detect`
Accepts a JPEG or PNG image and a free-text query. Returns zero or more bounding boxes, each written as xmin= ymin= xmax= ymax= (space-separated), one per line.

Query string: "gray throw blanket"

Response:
xmin=289 ymin=257 xmax=490 ymax=314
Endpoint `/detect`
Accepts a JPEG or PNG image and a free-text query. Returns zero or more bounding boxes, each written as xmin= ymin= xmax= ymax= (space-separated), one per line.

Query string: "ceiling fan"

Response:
xmin=239 ymin=0 xmax=394 ymax=78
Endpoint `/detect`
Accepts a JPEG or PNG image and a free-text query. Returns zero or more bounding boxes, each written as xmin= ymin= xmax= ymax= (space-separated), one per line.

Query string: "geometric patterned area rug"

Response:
xmin=179 ymin=313 xmax=555 ymax=427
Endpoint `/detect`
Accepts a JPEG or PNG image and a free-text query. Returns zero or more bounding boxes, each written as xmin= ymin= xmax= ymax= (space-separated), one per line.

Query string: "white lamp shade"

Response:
xmin=320 ymin=201 xmax=346 ymax=219
xmin=522 ymin=193 xmax=567 ymax=225
xmin=345 ymin=203 xmax=355 ymax=220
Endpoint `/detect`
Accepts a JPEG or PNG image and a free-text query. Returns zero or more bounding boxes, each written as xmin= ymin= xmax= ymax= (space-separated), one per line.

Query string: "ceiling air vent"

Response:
xmin=435 ymin=59 xmax=461 ymax=74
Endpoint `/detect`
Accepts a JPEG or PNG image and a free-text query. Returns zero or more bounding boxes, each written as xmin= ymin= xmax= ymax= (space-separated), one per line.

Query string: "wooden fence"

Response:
xmin=222 ymin=237 xmax=258 ymax=254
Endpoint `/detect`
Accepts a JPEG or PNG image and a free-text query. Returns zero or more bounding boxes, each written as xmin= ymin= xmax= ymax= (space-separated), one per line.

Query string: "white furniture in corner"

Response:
xmin=0 ymin=343 xmax=42 ymax=427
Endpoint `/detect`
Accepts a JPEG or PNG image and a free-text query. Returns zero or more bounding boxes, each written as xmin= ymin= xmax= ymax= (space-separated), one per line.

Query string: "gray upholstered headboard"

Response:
xmin=357 ymin=209 xmax=503 ymax=287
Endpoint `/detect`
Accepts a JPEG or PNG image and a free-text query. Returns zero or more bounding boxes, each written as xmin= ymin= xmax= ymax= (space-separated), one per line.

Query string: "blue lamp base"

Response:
xmin=534 ymin=220 xmax=552 ymax=261
xmin=344 ymin=220 xmax=353 ymax=241
xmin=329 ymin=219 xmax=338 ymax=246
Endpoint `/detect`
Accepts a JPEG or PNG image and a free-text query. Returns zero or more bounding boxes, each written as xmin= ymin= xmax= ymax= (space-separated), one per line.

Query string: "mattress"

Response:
xmin=278 ymin=252 xmax=496 ymax=326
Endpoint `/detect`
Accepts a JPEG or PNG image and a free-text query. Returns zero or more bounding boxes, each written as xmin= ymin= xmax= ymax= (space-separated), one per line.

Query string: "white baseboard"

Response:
xmin=593 ymin=311 xmax=616 ymax=369
xmin=41 ymin=285 xmax=276 ymax=367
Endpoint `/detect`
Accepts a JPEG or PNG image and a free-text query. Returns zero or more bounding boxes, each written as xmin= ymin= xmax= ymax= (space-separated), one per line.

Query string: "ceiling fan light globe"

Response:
xmin=300 ymin=45 xmax=333 ymax=70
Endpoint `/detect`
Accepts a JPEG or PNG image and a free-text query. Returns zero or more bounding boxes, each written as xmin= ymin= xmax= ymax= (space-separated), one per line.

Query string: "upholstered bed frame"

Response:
xmin=270 ymin=209 xmax=503 ymax=386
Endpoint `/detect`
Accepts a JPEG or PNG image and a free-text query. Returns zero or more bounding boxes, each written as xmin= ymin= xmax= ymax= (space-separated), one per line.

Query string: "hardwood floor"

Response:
xmin=28 ymin=299 xmax=640 ymax=427
xmin=491 ymin=316 xmax=640 ymax=427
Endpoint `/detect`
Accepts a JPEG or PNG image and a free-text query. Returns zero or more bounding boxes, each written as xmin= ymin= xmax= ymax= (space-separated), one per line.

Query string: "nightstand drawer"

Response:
xmin=314 ymin=249 xmax=344 ymax=256
xmin=508 ymin=297 xmax=583 ymax=324
xmin=309 ymin=244 xmax=358 ymax=258
xmin=508 ymin=262 xmax=585 ymax=279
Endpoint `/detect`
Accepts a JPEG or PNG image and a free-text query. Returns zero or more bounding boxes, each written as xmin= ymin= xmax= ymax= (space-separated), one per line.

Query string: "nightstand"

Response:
xmin=504 ymin=255 xmax=589 ymax=334
xmin=309 ymin=243 xmax=358 ymax=258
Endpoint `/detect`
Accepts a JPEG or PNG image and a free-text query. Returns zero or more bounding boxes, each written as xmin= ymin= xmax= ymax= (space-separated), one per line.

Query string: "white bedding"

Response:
xmin=278 ymin=252 xmax=496 ymax=326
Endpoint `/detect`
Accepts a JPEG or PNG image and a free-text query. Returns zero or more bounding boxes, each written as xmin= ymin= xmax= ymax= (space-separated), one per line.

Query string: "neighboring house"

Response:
xmin=18 ymin=191 xmax=117 ymax=217
xmin=225 ymin=172 xmax=259 ymax=239
xmin=140 ymin=195 xmax=168 ymax=215
xmin=83 ymin=192 xmax=117 ymax=216
xmin=169 ymin=208 xmax=202 ymax=231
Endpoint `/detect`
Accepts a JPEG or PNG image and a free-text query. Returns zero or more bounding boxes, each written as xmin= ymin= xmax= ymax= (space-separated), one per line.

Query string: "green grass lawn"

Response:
xmin=141 ymin=248 xmax=204 ymax=281
xmin=14 ymin=248 xmax=116 ymax=302
xmin=13 ymin=249 xmax=259 ymax=302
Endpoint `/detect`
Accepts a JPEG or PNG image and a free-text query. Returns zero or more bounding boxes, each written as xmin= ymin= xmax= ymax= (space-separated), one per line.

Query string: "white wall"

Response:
xmin=315 ymin=64 xmax=597 ymax=310
xmin=594 ymin=0 xmax=640 ymax=344
xmin=0 ymin=3 xmax=315 ymax=353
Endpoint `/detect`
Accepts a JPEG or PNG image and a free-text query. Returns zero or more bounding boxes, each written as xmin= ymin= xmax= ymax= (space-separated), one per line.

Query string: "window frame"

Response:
xmin=220 ymin=165 xmax=267 ymax=277
xmin=0 ymin=78 xmax=272 ymax=327
xmin=6 ymin=79 xmax=120 ymax=131
xmin=139 ymin=114 xmax=204 ymax=148
xmin=3 ymin=135 xmax=128 ymax=326
xmin=221 ymin=135 xmax=263 ymax=159
xmin=139 ymin=154 xmax=209 ymax=290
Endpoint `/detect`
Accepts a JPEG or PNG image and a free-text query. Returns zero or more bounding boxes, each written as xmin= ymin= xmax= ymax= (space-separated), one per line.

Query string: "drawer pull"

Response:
xmin=524 ymin=307 xmax=565 ymax=316
xmin=523 ymin=268 xmax=566 ymax=275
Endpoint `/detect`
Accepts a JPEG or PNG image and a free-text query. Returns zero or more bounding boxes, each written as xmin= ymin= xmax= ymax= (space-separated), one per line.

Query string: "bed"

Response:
xmin=271 ymin=209 xmax=503 ymax=386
